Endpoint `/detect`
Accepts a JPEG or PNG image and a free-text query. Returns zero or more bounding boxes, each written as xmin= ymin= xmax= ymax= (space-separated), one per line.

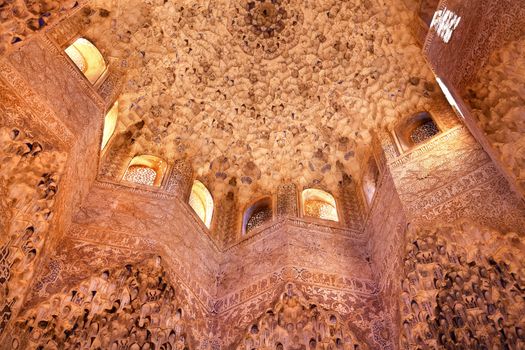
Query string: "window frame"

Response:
xmin=122 ymin=155 xmax=168 ymax=187
xmin=394 ymin=111 xmax=442 ymax=153
xmin=64 ymin=37 xmax=109 ymax=87
xmin=188 ymin=180 xmax=214 ymax=229
xmin=242 ymin=196 xmax=274 ymax=236
xmin=300 ymin=188 xmax=340 ymax=223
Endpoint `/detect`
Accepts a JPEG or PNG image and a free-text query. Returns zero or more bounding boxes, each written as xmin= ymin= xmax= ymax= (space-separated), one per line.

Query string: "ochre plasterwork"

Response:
xmin=466 ymin=37 xmax=525 ymax=194
xmin=1 ymin=1 xmax=525 ymax=349
xmin=3 ymin=257 xmax=204 ymax=350
xmin=0 ymin=125 xmax=67 ymax=337
xmin=232 ymin=283 xmax=372 ymax=349
xmin=0 ymin=0 xmax=85 ymax=55
xmin=423 ymin=0 xmax=525 ymax=91
xmin=84 ymin=0 xmax=441 ymax=205
xmin=400 ymin=222 xmax=525 ymax=349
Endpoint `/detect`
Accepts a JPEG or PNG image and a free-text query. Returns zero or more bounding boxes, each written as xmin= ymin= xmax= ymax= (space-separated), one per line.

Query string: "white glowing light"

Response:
xmin=436 ymin=77 xmax=465 ymax=118
xmin=189 ymin=180 xmax=214 ymax=229
xmin=430 ymin=7 xmax=461 ymax=44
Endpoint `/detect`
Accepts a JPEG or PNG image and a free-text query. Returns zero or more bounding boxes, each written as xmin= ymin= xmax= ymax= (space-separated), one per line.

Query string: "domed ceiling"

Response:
xmin=88 ymin=0 xmax=437 ymax=203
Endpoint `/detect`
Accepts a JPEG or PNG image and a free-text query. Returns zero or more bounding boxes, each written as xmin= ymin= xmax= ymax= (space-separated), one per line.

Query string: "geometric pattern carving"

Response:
xmin=226 ymin=0 xmax=304 ymax=60
xmin=216 ymin=192 xmax=238 ymax=247
xmin=409 ymin=117 xmax=439 ymax=145
xmin=245 ymin=200 xmax=273 ymax=234
xmin=339 ymin=175 xmax=365 ymax=230
xmin=98 ymin=69 xmax=124 ymax=107
xmin=123 ymin=165 xmax=157 ymax=186
xmin=166 ymin=159 xmax=194 ymax=200
xmin=388 ymin=125 xmax=525 ymax=234
xmin=276 ymin=183 xmax=298 ymax=217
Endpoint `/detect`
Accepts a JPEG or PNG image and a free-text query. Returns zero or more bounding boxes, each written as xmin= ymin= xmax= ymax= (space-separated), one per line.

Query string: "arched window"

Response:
xmin=243 ymin=197 xmax=273 ymax=235
xmin=362 ymin=156 xmax=380 ymax=206
xmin=65 ymin=38 xmax=107 ymax=85
xmin=301 ymin=189 xmax=339 ymax=222
xmin=395 ymin=112 xmax=440 ymax=152
xmin=123 ymin=155 xmax=167 ymax=187
xmin=189 ymin=180 xmax=214 ymax=228
xmin=101 ymin=101 xmax=118 ymax=150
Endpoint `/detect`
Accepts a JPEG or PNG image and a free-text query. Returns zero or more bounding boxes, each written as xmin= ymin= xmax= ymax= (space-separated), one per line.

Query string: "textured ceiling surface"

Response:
xmin=466 ymin=37 xmax=525 ymax=192
xmin=89 ymin=0 xmax=437 ymax=202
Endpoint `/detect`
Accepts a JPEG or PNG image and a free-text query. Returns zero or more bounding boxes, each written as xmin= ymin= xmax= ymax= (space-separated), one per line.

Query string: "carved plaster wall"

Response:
xmin=422 ymin=0 xmax=525 ymax=204
xmin=2 ymin=1 xmax=525 ymax=349
xmin=233 ymin=284 xmax=369 ymax=350
xmin=0 ymin=124 xmax=66 ymax=336
xmin=217 ymin=280 xmax=390 ymax=349
xmin=400 ymin=222 xmax=525 ymax=349
xmin=1 ymin=6 xmax=121 ymax=340
xmin=366 ymin=94 xmax=525 ymax=348
xmin=466 ymin=37 xmax=525 ymax=194
xmin=364 ymin=169 xmax=407 ymax=345
xmin=374 ymin=97 xmax=525 ymax=235
xmin=9 ymin=174 xmax=393 ymax=348
xmin=3 ymin=257 xmax=206 ymax=350
xmin=2 ymin=30 xmax=110 ymax=252
xmin=391 ymin=125 xmax=525 ymax=233
xmin=0 ymin=0 xmax=84 ymax=55
xmin=423 ymin=0 xmax=525 ymax=91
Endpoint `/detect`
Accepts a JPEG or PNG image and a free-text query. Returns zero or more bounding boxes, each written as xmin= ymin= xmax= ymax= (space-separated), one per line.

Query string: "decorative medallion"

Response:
xmin=227 ymin=0 xmax=304 ymax=59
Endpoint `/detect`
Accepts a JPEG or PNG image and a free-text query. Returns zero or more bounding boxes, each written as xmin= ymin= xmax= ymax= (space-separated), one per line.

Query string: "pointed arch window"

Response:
xmin=243 ymin=197 xmax=273 ymax=235
xmin=189 ymin=180 xmax=214 ymax=229
xmin=301 ymin=189 xmax=339 ymax=222
xmin=65 ymin=38 xmax=107 ymax=85
xmin=101 ymin=101 xmax=118 ymax=150
xmin=123 ymin=155 xmax=167 ymax=187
